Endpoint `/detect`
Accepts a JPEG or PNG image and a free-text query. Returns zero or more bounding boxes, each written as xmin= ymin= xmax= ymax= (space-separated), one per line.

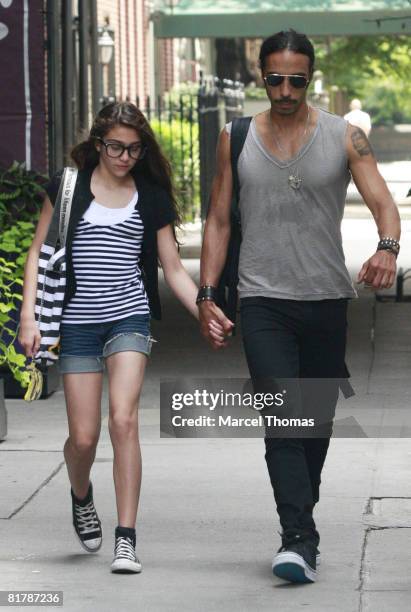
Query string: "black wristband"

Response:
xmin=196 ymin=285 xmax=218 ymax=305
xmin=377 ymin=237 xmax=400 ymax=257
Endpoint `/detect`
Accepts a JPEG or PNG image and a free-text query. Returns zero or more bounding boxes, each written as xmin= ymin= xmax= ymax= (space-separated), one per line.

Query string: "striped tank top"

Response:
xmin=62 ymin=191 xmax=150 ymax=323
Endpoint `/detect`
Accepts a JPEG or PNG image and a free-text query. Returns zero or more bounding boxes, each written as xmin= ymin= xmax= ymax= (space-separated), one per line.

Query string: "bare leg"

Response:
xmin=63 ymin=372 xmax=103 ymax=499
xmin=106 ymin=351 xmax=146 ymax=528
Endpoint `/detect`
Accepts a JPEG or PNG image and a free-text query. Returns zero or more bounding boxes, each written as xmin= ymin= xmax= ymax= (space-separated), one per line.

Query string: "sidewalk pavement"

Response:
xmin=1 ymin=214 xmax=411 ymax=611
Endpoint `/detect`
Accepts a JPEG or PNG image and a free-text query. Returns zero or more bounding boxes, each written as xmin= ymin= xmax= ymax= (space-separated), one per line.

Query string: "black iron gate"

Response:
xmin=198 ymin=77 xmax=244 ymax=221
xmin=135 ymin=78 xmax=244 ymax=223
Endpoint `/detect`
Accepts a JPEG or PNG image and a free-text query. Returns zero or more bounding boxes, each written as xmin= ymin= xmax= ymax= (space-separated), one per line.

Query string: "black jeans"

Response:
xmin=240 ymin=296 xmax=349 ymax=541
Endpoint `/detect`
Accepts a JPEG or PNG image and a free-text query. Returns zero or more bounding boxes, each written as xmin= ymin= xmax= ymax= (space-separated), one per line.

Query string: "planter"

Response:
xmin=0 ymin=362 xmax=60 ymax=399
xmin=0 ymin=378 xmax=7 ymax=440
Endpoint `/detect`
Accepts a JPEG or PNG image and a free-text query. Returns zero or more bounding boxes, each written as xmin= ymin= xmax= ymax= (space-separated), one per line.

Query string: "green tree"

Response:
xmin=315 ymin=36 xmax=411 ymax=124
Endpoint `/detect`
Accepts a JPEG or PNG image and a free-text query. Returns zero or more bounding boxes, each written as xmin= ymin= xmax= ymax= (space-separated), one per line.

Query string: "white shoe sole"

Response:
xmin=111 ymin=558 xmax=142 ymax=574
xmin=272 ymin=551 xmax=317 ymax=584
xmin=73 ymin=526 xmax=102 ymax=553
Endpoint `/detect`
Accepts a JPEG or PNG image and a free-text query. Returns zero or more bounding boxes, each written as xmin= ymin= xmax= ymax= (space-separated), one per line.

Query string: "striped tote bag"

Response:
xmin=34 ymin=167 xmax=78 ymax=365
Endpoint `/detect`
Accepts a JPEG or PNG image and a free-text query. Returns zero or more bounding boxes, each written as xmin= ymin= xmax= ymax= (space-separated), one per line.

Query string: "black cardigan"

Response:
xmin=44 ymin=166 xmax=177 ymax=320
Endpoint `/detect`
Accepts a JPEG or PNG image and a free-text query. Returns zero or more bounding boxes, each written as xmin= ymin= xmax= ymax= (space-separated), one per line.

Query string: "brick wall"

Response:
xmin=160 ymin=38 xmax=175 ymax=93
xmin=97 ymin=0 xmax=149 ymax=103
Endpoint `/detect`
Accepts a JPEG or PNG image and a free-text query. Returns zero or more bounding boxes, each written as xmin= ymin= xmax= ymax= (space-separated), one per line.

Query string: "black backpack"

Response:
xmin=216 ymin=116 xmax=252 ymax=326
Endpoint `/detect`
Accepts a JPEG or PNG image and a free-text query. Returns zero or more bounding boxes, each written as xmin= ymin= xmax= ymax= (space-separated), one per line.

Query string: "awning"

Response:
xmin=153 ymin=0 xmax=411 ymax=38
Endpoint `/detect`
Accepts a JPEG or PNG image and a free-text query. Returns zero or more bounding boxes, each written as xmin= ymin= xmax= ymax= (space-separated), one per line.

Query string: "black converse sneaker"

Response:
xmin=111 ymin=527 xmax=142 ymax=574
xmin=272 ymin=530 xmax=317 ymax=584
xmin=71 ymin=482 xmax=102 ymax=553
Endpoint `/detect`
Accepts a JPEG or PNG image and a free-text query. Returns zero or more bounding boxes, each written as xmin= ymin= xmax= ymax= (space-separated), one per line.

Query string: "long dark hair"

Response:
xmin=71 ymin=101 xmax=180 ymax=225
xmin=259 ymin=30 xmax=315 ymax=75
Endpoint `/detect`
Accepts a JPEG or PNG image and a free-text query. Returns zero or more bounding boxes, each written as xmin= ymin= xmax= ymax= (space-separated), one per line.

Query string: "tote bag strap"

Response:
xmin=58 ymin=167 xmax=78 ymax=247
xmin=43 ymin=167 xmax=78 ymax=249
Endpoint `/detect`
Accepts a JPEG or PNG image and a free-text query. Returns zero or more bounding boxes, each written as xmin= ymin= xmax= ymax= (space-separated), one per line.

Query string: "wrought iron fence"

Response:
xmin=135 ymin=93 xmax=199 ymax=222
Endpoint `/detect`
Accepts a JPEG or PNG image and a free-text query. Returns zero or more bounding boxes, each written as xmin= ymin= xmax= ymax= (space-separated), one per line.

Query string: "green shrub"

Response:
xmin=0 ymin=255 xmax=30 ymax=389
xmin=0 ymin=220 xmax=36 ymax=388
xmin=151 ymin=118 xmax=200 ymax=222
xmin=363 ymin=78 xmax=411 ymax=126
xmin=245 ymin=86 xmax=267 ymax=100
xmin=0 ymin=220 xmax=35 ymax=277
xmin=0 ymin=162 xmax=42 ymax=387
xmin=0 ymin=161 xmax=46 ymax=232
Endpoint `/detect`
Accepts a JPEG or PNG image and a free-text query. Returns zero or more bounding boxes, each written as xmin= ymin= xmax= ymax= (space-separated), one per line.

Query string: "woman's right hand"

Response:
xmin=18 ymin=318 xmax=41 ymax=358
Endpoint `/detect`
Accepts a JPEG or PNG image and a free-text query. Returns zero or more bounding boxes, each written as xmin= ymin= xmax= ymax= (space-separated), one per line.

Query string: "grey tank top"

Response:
xmin=227 ymin=108 xmax=357 ymax=301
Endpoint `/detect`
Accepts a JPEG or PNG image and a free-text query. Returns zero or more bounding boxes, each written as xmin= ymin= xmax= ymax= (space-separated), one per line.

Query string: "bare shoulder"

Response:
xmin=217 ymin=126 xmax=231 ymax=162
xmin=346 ymin=122 xmax=374 ymax=158
xmin=219 ymin=124 xmax=231 ymax=141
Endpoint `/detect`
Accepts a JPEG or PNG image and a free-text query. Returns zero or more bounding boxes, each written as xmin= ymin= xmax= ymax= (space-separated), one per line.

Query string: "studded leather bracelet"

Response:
xmin=377 ymin=236 xmax=400 ymax=258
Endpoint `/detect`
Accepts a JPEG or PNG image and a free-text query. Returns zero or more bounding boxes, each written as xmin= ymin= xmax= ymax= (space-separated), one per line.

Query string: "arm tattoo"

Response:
xmin=351 ymin=128 xmax=374 ymax=157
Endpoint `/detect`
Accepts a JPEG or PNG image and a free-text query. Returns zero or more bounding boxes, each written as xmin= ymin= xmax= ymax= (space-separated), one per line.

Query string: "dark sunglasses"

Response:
xmin=264 ymin=73 xmax=309 ymax=89
xmin=97 ymin=137 xmax=147 ymax=160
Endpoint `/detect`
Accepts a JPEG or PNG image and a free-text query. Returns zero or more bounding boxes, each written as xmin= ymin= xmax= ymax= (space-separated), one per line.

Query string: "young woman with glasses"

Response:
xmin=18 ymin=102 xmax=227 ymax=574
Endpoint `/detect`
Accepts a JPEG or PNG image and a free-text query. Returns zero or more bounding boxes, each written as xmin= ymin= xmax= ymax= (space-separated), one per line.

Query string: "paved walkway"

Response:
xmin=0 ymin=212 xmax=411 ymax=611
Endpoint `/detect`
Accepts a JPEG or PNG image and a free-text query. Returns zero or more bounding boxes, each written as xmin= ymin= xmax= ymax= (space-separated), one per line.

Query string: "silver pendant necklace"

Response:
xmin=271 ymin=107 xmax=311 ymax=190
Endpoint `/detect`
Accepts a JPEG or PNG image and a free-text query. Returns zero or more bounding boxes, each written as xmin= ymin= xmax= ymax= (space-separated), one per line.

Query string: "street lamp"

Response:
xmin=98 ymin=25 xmax=115 ymax=105
xmin=98 ymin=27 xmax=114 ymax=66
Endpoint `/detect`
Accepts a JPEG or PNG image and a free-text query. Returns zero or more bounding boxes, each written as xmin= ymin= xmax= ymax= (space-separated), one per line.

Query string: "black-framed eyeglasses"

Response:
xmin=264 ymin=73 xmax=309 ymax=89
xmin=97 ymin=137 xmax=147 ymax=160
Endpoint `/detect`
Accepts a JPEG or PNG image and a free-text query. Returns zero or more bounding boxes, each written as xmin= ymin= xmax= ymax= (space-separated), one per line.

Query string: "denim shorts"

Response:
xmin=59 ymin=313 xmax=153 ymax=374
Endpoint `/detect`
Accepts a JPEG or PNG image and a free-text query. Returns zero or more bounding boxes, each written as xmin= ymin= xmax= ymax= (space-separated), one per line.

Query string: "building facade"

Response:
xmin=97 ymin=0 xmax=150 ymax=102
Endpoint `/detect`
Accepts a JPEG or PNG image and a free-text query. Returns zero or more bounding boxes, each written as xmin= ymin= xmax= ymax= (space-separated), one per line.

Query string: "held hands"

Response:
xmin=198 ymin=301 xmax=235 ymax=350
xmin=357 ymin=250 xmax=397 ymax=290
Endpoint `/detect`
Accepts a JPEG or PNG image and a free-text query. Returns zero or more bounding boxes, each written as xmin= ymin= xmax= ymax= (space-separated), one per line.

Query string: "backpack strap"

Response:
xmin=230 ymin=116 xmax=252 ymax=217
xmin=215 ymin=116 xmax=251 ymax=327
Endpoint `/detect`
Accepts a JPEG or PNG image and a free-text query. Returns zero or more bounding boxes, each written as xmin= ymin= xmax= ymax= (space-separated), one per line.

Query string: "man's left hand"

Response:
xmin=357 ymin=250 xmax=397 ymax=289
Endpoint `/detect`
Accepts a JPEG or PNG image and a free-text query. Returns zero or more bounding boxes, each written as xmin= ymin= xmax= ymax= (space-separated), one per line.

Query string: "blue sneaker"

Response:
xmin=272 ymin=531 xmax=317 ymax=584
